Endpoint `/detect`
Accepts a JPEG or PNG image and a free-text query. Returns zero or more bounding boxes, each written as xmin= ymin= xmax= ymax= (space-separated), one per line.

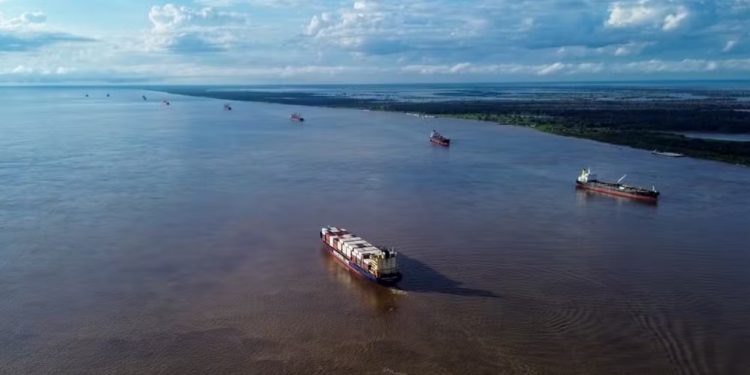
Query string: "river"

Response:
xmin=1 ymin=87 xmax=749 ymax=374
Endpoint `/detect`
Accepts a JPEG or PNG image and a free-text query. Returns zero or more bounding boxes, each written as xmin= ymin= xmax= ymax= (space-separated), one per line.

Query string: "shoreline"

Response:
xmin=151 ymin=87 xmax=750 ymax=167
xmin=442 ymin=113 xmax=750 ymax=166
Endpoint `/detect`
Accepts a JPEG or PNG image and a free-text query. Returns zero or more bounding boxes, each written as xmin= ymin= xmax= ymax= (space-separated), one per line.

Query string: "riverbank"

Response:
xmin=150 ymin=86 xmax=750 ymax=166
xmin=446 ymin=113 xmax=750 ymax=166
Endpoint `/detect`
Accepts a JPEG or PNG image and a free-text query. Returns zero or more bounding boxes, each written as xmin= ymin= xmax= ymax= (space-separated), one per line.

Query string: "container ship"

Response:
xmin=576 ymin=168 xmax=659 ymax=202
xmin=430 ymin=130 xmax=450 ymax=147
xmin=290 ymin=113 xmax=304 ymax=122
xmin=320 ymin=226 xmax=401 ymax=285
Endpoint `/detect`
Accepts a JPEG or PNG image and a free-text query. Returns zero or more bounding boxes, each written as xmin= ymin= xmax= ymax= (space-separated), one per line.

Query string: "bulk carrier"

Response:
xmin=576 ymin=168 xmax=659 ymax=202
xmin=320 ymin=226 xmax=401 ymax=285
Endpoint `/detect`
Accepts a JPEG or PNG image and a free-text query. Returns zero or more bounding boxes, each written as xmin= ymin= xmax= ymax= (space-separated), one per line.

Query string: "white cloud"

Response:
xmin=606 ymin=1 xmax=664 ymax=28
xmin=4 ymin=57 xmax=750 ymax=84
xmin=403 ymin=63 xmax=528 ymax=75
xmin=149 ymin=4 xmax=246 ymax=31
xmin=2 ymin=64 xmax=71 ymax=76
xmin=605 ymin=1 xmax=690 ymax=31
xmin=305 ymin=12 xmax=332 ymax=36
xmin=0 ymin=11 xmax=47 ymax=30
xmin=614 ymin=41 xmax=651 ymax=56
xmin=618 ymin=58 xmax=741 ymax=73
xmin=722 ymin=39 xmax=738 ymax=52
xmin=0 ymin=11 xmax=93 ymax=51
xmin=197 ymin=0 xmax=311 ymax=7
xmin=3 ymin=0 xmax=750 ymax=83
xmin=10 ymin=65 xmax=34 ymax=74
xmin=145 ymin=4 xmax=249 ymax=53
xmin=401 ymin=61 xmax=599 ymax=76
xmin=303 ymin=0 xmax=487 ymax=55
xmin=537 ymin=62 xmax=566 ymax=75
xmin=662 ymin=6 xmax=689 ymax=31
xmin=398 ymin=58 xmax=750 ymax=78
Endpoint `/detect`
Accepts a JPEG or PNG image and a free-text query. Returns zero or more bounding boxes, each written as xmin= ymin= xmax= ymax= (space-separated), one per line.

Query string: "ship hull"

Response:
xmin=576 ymin=181 xmax=658 ymax=202
xmin=322 ymin=242 xmax=401 ymax=285
xmin=430 ymin=137 xmax=450 ymax=147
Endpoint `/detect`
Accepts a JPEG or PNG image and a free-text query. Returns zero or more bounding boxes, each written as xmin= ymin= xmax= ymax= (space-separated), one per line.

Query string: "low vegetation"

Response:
xmin=444 ymin=112 xmax=750 ymax=166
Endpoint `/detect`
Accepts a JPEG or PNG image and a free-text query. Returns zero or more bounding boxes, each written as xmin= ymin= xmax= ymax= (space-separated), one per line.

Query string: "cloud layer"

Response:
xmin=145 ymin=4 xmax=249 ymax=52
xmin=0 ymin=11 xmax=92 ymax=52
xmin=0 ymin=0 xmax=749 ymax=83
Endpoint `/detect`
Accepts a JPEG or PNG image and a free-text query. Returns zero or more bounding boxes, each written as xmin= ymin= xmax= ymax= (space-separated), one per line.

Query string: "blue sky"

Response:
xmin=0 ymin=0 xmax=748 ymax=83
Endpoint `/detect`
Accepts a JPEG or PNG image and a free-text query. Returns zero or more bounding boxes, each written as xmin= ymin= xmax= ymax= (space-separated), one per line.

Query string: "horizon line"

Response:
xmin=2 ymin=78 xmax=750 ymax=88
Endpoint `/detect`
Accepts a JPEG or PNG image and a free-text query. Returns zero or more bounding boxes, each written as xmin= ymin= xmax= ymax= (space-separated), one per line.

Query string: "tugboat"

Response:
xmin=576 ymin=168 xmax=659 ymax=202
xmin=430 ymin=129 xmax=450 ymax=147
xmin=320 ymin=226 xmax=401 ymax=285
xmin=290 ymin=113 xmax=304 ymax=122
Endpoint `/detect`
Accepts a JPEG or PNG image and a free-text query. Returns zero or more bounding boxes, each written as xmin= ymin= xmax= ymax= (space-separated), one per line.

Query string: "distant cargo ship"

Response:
xmin=430 ymin=130 xmax=450 ymax=147
xmin=320 ymin=226 xmax=401 ymax=285
xmin=290 ymin=113 xmax=304 ymax=122
xmin=576 ymin=168 xmax=659 ymax=202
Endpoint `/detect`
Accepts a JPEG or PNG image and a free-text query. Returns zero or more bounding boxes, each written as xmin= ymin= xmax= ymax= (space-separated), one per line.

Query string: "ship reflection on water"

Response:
xmin=320 ymin=247 xmax=401 ymax=313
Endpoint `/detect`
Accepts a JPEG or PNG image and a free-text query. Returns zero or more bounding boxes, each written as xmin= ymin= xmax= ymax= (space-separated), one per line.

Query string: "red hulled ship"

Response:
xmin=430 ymin=130 xmax=450 ymax=147
xmin=576 ymin=168 xmax=659 ymax=202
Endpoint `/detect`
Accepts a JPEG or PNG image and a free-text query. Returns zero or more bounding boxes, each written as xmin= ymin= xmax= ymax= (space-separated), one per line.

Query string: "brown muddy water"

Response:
xmin=1 ymin=88 xmax=749 ymax=374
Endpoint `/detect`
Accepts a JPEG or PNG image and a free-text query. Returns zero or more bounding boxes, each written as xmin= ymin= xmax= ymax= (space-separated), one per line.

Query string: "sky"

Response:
xmin=0 ymin=0 xmax=749 ymax=84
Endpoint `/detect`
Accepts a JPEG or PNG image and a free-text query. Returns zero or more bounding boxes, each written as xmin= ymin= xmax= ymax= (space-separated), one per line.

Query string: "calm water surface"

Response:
xmin=1 ymin=88 xmax=749 ymax=374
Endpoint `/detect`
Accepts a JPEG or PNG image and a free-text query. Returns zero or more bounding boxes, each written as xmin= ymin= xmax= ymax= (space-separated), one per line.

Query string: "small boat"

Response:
xmin=85 ymin=94 xmax=89 ymax=98
xmin=430 ymin=130 xmax=450 ymax=147
xmin=652 ymin=150 xmax=684 ymax=157
xmin=290 ymin=113 xmax=304 ymax=122
xmin=106 ymin=93 xmax=110 ymax=98
xmin=162 ymin=100 xmax=171 ymax=106
xmin=320 ymin=226 xmax=401 ymax=285
xmin=576 ymin=168 xmax=659 ymax=202
xmin=224 ymin=103 xmax=233 ymax=111
xmin=142 ymin=95 xmax=148 ymax=101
